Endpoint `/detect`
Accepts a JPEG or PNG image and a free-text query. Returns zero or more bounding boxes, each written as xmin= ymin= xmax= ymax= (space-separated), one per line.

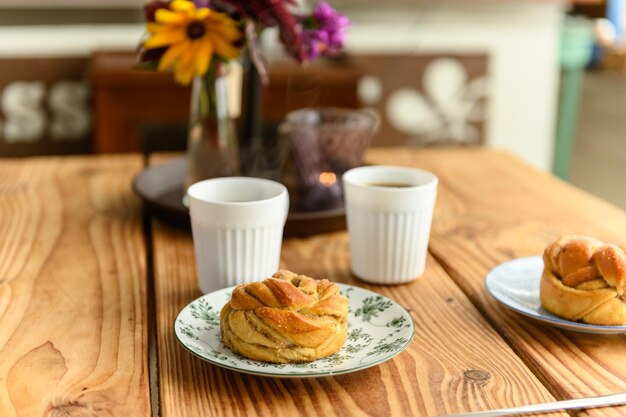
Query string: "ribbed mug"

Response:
xmin=343 ymin=166 xmax=438 ymax=284
xmin=187 ymin=177 xmax=289 ymax=293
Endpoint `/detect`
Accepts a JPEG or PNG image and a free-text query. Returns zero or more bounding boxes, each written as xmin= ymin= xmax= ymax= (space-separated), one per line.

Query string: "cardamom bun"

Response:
xmin=220 ymin=270 xmax=349 ymax=363
xmin=540 ymin=235 xmax=626 ymax=325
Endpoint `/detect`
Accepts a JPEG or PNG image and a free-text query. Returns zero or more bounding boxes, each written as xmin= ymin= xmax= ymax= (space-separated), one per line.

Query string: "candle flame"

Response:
xmin=319 ymin=171 xmax=337 ymax=187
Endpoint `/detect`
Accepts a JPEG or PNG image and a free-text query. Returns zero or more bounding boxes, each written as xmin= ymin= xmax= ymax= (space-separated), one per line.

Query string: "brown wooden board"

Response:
xmin=149 ymin=152 xmax=564 ymax=417
xmin=262 ymin=58 xmax=360 ymax=124
xmin=0 ymin=155 xmax=149 ymax=416
xmin=367 ymin=147 xmax=626 ymax=416
xmin=88 ymin=52 xmax=359 ymax=154
xmin=89 ymin=51 xmax=192 ymax=154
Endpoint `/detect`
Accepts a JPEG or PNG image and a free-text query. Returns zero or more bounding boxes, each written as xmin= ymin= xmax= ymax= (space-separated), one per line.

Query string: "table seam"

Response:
xmin=142 ymin=168 xmax=161 ymax=417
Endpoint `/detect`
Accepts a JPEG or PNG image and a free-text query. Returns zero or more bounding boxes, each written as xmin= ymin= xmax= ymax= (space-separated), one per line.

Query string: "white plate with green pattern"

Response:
xmin=174 ymin=284 xmax=415 ymax=378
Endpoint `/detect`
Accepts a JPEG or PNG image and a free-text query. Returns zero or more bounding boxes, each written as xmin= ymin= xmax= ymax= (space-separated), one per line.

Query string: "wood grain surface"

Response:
xmin=0 ymin=156 xmax=149 ymax=416
xmin=150 ymin=154 xmax=566 ymax=417
xmin=367 ymin=147 xmax=626 ymax=416
xmin=4 ymin=148 xmax=623 ymax=417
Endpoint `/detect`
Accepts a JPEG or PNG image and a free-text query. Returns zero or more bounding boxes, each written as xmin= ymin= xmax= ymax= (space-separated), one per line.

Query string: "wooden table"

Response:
xmin=0 ymin=148 xmax=624 ymax=417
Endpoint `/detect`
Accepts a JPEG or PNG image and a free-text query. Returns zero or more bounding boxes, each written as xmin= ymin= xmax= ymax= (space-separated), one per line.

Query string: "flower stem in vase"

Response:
xmin=185 ymin=62 xmax=241 ymax=189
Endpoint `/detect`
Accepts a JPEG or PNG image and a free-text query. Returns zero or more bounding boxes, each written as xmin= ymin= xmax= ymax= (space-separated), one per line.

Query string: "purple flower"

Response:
xmin=302 ymin=1 xmax=349 ymax=60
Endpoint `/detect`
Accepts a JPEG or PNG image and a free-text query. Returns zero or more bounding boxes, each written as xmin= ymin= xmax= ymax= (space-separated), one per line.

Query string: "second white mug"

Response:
xmin=343 ymin=165 xmax=438 ymax=285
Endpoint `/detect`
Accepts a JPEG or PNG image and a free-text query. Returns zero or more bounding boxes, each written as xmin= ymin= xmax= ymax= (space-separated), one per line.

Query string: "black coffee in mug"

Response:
xmin=367 ymin=182 xmax=414 ymax=188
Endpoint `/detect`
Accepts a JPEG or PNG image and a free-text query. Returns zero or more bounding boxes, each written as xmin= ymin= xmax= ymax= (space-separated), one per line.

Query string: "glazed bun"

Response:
xmin=540 ymin=235 xmax=626 ymax=326
xmin=220 ymin=270 xmax=349 ymax=363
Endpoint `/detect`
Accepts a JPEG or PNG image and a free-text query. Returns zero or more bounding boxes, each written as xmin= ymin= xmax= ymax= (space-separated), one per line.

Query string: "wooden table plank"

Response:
xmin=0 ymin=155 xmax=150 ymax=416
xmin=368 ymin=147 xmax=626 ymax=416
xmin=150 ymin=154 xmax=564 ymax=417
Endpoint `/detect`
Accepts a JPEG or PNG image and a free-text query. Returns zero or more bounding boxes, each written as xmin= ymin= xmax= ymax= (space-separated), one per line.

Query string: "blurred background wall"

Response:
xmin=0 ymin=0 xmax=624 ymax=209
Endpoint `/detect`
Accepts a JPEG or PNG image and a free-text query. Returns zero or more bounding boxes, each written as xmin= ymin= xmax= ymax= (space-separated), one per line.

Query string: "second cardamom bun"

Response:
xmin=540 ymin=235 xmax=626 ymax=325
xmin=220 ymin=270 xmax=349 ymax=363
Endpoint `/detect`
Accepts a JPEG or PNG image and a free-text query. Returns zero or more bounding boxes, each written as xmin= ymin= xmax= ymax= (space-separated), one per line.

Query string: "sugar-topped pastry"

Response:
xmin=541 ymin=235 xmax=626 ymax=325
xmin=220 ymin=270 xmax=349 ymax=363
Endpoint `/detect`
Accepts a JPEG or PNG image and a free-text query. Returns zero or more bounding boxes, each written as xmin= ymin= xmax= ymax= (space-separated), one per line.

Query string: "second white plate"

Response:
xmin=485 ymin=256 xmax=626 ymax=335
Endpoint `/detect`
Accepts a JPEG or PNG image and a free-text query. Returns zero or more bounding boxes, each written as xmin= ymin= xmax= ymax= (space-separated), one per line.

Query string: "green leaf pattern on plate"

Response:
xmin=354 ymin=296 xmax=394 ymax=323
xmin=189 ymin=298 xmax=219 ymax=330
xmin=175 ymin=284 xmax=414 ymax=377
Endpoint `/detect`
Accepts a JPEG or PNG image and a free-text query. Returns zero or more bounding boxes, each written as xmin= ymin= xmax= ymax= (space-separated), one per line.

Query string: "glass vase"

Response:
xmin=184 ymin=64 xmax=240 ymax=189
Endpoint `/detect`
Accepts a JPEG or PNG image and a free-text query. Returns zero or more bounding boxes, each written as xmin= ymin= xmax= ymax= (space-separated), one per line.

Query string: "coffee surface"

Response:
xmin=367 ymin=182 xmax=414 ymax=188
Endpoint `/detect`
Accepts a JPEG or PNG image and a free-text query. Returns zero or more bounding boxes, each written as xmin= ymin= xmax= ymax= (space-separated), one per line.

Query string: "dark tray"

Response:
xmin=132 ymin=158 xmax=346 ymax=237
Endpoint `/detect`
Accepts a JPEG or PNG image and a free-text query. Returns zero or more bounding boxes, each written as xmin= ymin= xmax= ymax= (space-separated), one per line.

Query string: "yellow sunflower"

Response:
xmin=144 ymin=0 xmax=242 ymax=85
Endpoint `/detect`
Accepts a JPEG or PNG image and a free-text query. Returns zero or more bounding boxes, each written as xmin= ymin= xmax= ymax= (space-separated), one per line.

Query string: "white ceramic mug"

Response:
xmin=187 ymin=177 xmax=289 ymax=293
xmin=343 ymin=166 xmax=438 ymax=284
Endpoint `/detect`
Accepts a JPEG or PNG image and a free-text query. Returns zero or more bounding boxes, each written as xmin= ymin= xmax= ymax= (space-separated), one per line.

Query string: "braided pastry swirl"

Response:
xmin=220 ymin=270 xmax=349 ymax=363
xmin=541 ymin=235 xmax=626 ymax=325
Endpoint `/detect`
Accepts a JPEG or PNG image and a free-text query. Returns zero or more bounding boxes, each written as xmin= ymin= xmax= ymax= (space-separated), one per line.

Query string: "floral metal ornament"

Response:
xmin=385 ymin=58 xmax=488 ymax=145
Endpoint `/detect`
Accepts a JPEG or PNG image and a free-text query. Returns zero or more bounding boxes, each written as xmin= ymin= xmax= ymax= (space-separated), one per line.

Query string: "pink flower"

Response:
xmin=302 ymin=1 xmax=349 ymax=60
